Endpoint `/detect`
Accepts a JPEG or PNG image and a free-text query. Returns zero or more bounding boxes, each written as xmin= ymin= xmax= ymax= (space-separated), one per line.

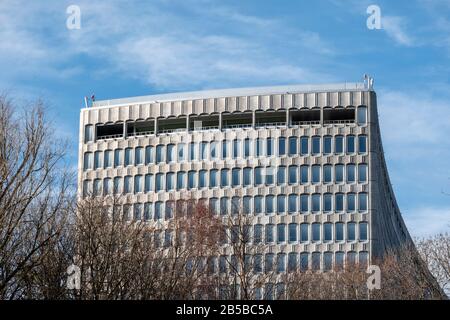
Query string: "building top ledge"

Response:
xmin=88 ymin=82 xmax=371 ymax=109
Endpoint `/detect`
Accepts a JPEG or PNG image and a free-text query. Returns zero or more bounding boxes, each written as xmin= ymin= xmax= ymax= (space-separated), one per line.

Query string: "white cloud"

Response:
xmin=403 ymin=206 xmax=450 ymax=238
xmin=382 ymin=16 xmax=414 ymax=46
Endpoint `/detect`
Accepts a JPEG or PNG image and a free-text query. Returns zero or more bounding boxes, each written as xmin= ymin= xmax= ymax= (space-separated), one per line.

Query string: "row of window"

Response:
xmin=99 ymin=194 xmax=368 ymax=222
xmin=156 ymin=222 xmax=368 ymax=249
xmin=186 ymin=251 xmax=369 ymax=278
xmin=83 ymin=135 xmax=368 ymax=170
xmin=82 ymin=164 xmax=368 ymax=197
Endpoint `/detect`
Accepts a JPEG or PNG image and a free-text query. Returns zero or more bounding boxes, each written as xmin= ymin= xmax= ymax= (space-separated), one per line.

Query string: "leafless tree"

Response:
xmin=0 ymin=95 xmax=72 ymax=299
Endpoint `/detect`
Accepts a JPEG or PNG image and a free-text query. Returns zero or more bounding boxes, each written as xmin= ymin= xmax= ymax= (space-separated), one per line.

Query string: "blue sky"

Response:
xmin=1 ymin=0 xmax=449 ymax=237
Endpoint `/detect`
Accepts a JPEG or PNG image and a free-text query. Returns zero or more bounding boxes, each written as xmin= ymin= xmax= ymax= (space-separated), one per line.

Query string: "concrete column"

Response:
xmin=219 ymin=112 xmax=222 ymax=131
xmin=286 ymin=109 xmax=290 ymax=127
xmin=186 ymin=115 xmax=190 ymax=132
xmin=154 ymin=118 xmax=158 ymax=135
xmin=252 ymin=110 xmax=256 ymax=128
xmin=123 ymin=122 xmax=127 ymax=139
xmin=320 ymin=107 xmax=324 ymax=126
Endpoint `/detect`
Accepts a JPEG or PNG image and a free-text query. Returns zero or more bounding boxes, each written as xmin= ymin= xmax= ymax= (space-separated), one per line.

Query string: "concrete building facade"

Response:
xmin=78 ymin=81 xmax=413 ymax=283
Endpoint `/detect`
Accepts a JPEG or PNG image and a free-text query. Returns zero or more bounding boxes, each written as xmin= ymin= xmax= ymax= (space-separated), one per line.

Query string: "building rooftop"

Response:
xmin=89 ymin=81 xmax=370 ymax=109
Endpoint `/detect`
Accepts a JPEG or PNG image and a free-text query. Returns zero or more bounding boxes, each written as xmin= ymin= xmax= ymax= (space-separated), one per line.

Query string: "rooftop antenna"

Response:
xmin=363 ymin=74 xmax=374 ymax=90
xmin=84 ymin=96 xmax=89 ymax=108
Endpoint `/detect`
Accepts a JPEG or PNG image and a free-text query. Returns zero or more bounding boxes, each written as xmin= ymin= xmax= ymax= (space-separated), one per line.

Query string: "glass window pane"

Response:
xmin=312 ymin=136 xmax=320 ymax=155
xmin=335 ymin=193 xmax=344 ymax=212
xmin=324 ymin=165 xmax=332 ymax=183
xmin=357 ymin=106 xmax=367 ymax=125
xmin=232 ymin=168 xmax=241 ymax=187
xmin=312 ymin=165 xmax=320 ymax=184
xmin=145 ymin=146 xmax=153 ymax=165
xmin=221 ymin=169 xmax=229 ymax=187
xmin=277 ymin=224 xmax=286 ymax=243
xmin=288 ymin=165 xmax=297 ymax=184
xmin=324 ymin=136 xmax=332 ymax=154
xmin=265 ymin=196 xmax=274 ymax=214
xmin=324 ymin=223 xmax=332 ymax=242
xmin=278 ymin=137 xmax=286 ymax=156
xmin=145 ymin=174 xmax=153 ymax=192
xmin=266 ymin=138 xmax=274 ymax=156
xmin=301 ymin=165 xmax=309 ymax=184
xmin=289 ymin=137 xmax=297 ymax=156
xmin=300 ymin=224 xmax=309 ymax=242
xmin=209 ymin=169 xmax=218 ymax=188
xmin=254 ymin=196 xmax=263 ymax=215
xmin=312 ymin=194 xmax=320 ymax=212
xmin=300 ymin=194 xmax=309 ymax=213
xmin=255 ymin=167 xmax=263 ymax=185
xmin=359 ymin=164 xmax=368 ymax=183
xmin=114 ymin=149 xmax=123 ymax=167
xmin=288 ymin=194 xmax=297 ymax=213
xmin=324 ymin=193 xmax=332 ymax=212
xmin=347 ymin=164 xmax=356 ymax=183
xmin=156 ymin=145 xmax=164 ymax=163
xmin=358 ymin=135 xmax=367 ymax=154
xmin=277 ymin=166 xmax=286 ymax=185
xmin=347 ymin=135 xmax=355 ymax=154
xmin=177 ymin=143 xmax=186 ymax=161
xmin=348 ymin=222 xmax=356 ymax=241
xmin=335 ymin=164 xmax=344 ymax=183
xmin=336 ymin=223 xmax=344 ymax=241
xmin=359 ymin=222 xmax=368 ymax=241
xmin=243 ymin=168 xmax=252 ymax=186
xmin=300 ymin=137 xmax=308 ymax=155
xmin=277 ymin=195 xmax=286 ymax=214
xmin=312 ymin=223 xmax=320 ymax=242
xmin=359 ymin=193 xmax=368 ymax=211
xmin=288 ymin=223 xmax=297 ymax=242
xmin=335 ymin=136 xmax=343 ymax=154
xmin=198 ymin=170 xmax=206 ymax=188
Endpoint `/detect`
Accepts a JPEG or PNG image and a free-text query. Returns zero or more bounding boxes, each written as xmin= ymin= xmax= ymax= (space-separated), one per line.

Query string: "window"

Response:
xmin=154 ymin=202 xmax=163 ymax=220
xmin=312 ymin=165 xmax=320 ymax=184
xmin=312 ymin=252 xmax=320 ymax=271
xmin=335 ymin=164 xmax=344 ymax=183
xmin=312 ymin=223 xmax=320 ymax=242
xmin=114 ymin=149 xmax=123 ymax=167
xmin=300 ymin=194 xmax=309 ymax=213
xmin=312 ymin=194 xmax=320 ymax=212
xmin=336 ymin=223 xmax=344 ymax=241
xmin=243 ymin=196 xmax=251 ymax=215
xmin=335 ymin=135 xmax=344 ymax=154
xmin=219 ymin=256 xmax=227 ymax=274
xmin=300 ymin=165 xmax=309 ymax=184
xmin=135 ymin=147 xmax=144 ymax=165
xmin=277 ymin=166 xmax=286 ymax=185
xmin=254 ymin=167 xmax=263 ymax=185
xmin=312 ymin=136 xmax=320 ymax=155
xmin=359 ymin=251 xmax=369 ymax=267
xmin=222 ymin=140 xmax=229 ymax=159
xmin=265 ymin=224 xmax=274 ymax=243
xmin=155 ymin=173 xmax=164 ymax=192
xmin=254 ymin=196 xmax=263 ymax=215
xmin=113 ymin=177 xmax=122 ymax=194
xmin=145 ymin=174 xmax=153 ymax=192
xmin=336 ymin=252 xmax=344 ymax=270
xmin=156 ymin=145 xmax=164 ymax=163
xmin=358 ymin=135 xmax=367 ymax=154
xmin=266 ymin=138 xmax=274 ymax=156
xmin=300 ymin=136 xmax=308 ymax=155
xmin=83 ymin=152 xmax=93 ymax=171
xmin=144 ymin=202 xmax=152 ymax=221
xmin=254 ymin=254 xmax=263 ymax=273
xmin=93 ymin=179 xmax=101 ymax=196
xmin=210 ymin=141 xmax=218 ymax=160
xmin=277 ymin=224 xmax=286 ymax=243
xmin=209 ymin=169 xmax=218 ymax=188
xmin=277 ymin=195 xmax=286 ymax=214
xmin=348 ymin=222 xmax=356 ymax=241
xmin=265 ymin=195 xmax=274 ymax=215
xmin=124 ymin=176 xmax=132 ymax=193
xmin=288 ymin=165 xmax=297 ymax=184
xmin=166 ymin=144 xmax=175 ymax=163
xmin=324 ymin=223 xmax=332 ymax=242
xmin=188 ymin=171 xmax=196 ymax=189
xmin=103 ymin=178 xmax=112 ymax=195
xmin=359 ymin=193 xmax=368 ymax=211
xmin=209 ymin=198 xmax=219 ymax=215
xmin=288 ymin=194 xmax=297 ymax=214
xmin=104 ymin=150 xmax=112 ymax=168
xmin=300 ymin=253 xmax=309 ymax=271
xmin=243 ymin=167 xmax=252 ymax=186
xmin=200 ymin=142 xmax=208 ymax=160
xmin=359 ymin=222 xmax=368 ymax=241
xmin=177 ymin=171 xmax=186 ymax=190
xmin=348 ymin=252 xmax=357 ymax=266
xmin=276 ymin=253 xmax=286 ymax=273
xmin=145 ymin=146 xmax=153 ymax=165
xmin=347 ymin=164 xmax=356 ymax=183
xmin=165 ymin=172 xmax=175 ymax=191
xmin=254 ymin=224 xmax=263 ymax=244
xmin=288 ymin=223 xmax=297 ymax=242
xmin=220 ymin=197 xmax=229 ymax=216
xmin=335 ymin=193 xmax=344 ymax=212
xmin=323 ymin=136 xmax=332 ymax=154
xmin=232 ymin=139 xmax=241 ymax=159
xmin=323 ymin=165 xmax=332 ymax=183
xmin=357 ymin=106 xmax=367 ymax=125
xmin=94 ymin=151 xmax=102 ymax=170
xmin=134 ymin=175 xmax=143 ymax=193
xmin=134 ymin=203 xmax=142 ymax=220
xmin=256 ymin=138 xmax=263 ymax=157
xmin=189 ymin=142 xmax=196 ymax=161
xmin=220 ymin=169 xmax=229 ymax=187
xmin=324 ymin=252 xmax=333 ymax=271
xmin=231 ymin=197 xmax=240 ymax=215
xmin=358 ymin=164 xmax=368 ymax=183
xmin=244 ymin=138 xmax=251 ymax=158
xmin=165 ymin=201 xmax=174 ymax=220
xmin=346 ymin=135 xmax=355 ymax=154
xmin=265 ymin=166 xmax=274 ymax=185
xmin=84 ymin=125 xmax=93 ymax=142
xmin=324 ymin=193 xmax=332 ymax=212
xmin=265 ymin=254 xmax=274 ymax=273
xmin=198 ymin=170 xmax=207 ymax=189
xmin=278 ymin=137 xmax=286 ymax=156
xmin=125 ymin=148 xmax=133 ymax=166
xmin=177 ymin=143 xmax=186 ymax=161
xmin=300 ymin=223 xmax=309 ymax=242
xmin=288 ymin=137 xmax=297 ymax=156
xmin=232 ymin=168 xmax=241 ymax=187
